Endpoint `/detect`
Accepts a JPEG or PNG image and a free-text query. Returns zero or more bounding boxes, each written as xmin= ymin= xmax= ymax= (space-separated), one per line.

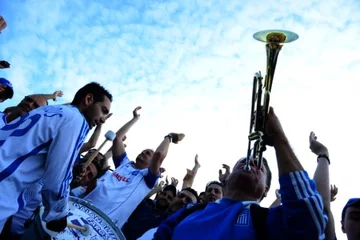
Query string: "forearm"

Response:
xmin=150 ymin=137 xmax=171 ymax=175
xmin=191 ymin=164 xmax=200 ymax=174
xmin=79 ymin=125 xmax=102 ymax=153
xmin=36 ymin=94 xmax=54 ymax=101
xmin=145 ymin=187 xmax=162 ymax=199
xmin=116 ymin=117 xmax=138 ymax=137
xmin=313 ymin=157 xmax=335 ymax=240
xmin=88 ymin=125 xmax=102 ymax=146
xmin=274 ymin=138 xmax=304 ymax=176
xmin=182 ymin=172 xmax=197 ymax=189
xmin=313 ymin=157 xmax=330 ymax=210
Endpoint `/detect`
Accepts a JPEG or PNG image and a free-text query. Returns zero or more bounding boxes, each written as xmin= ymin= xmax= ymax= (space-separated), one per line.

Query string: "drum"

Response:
xmin=37 ymin=197 xmax=126 ymax=240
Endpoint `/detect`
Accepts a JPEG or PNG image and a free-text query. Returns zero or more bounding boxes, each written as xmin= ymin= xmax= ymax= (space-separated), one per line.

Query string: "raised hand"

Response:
xmin=169 ymin=133 xmax=185 ymax=144
xmin=309 ymin=131 xmax=329 ymax=156
xmin=194 ymin=154 xmax=200 ymax=167
xmin=218 ymin=164 xmax=230 ymax=182
xmin=52 ymin=90 xmax=64 ymax=101
xmin=330 ymin=184 xmax=338 ymax=202
xmin=0 ymin=60 xmax=10 ymax=69
xmin=133 ymin=106 xmax=141 ymax=119
xmin=159 ymin=167 xmax=166 ymax=178
xmin=170 ymin=177 xmax=179 ymax=187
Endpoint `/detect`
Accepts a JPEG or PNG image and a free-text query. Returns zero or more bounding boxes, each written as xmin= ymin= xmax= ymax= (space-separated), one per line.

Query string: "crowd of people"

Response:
xmin=0 ymin=15 xmax=359 ymax=240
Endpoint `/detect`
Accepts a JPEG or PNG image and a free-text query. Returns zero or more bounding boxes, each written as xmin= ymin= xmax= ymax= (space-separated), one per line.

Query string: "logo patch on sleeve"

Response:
xmin=235 ymin=209 xmax=250 ymax=226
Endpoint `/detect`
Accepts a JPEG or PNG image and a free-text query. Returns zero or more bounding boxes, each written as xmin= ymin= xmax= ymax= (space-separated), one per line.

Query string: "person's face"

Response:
xmin=168 ymin=190 xmax=197 ymax=213
xmin=155 ymin=190 xmax=175 ymax=209
xmin=342 ymin=205 xmax=360 ymax=240
xmin=204 ymin=184 xmax=223 ymax=203
xmin=226 ymin=158 xmax=268 ymax=201
xmin=81 ymin=163 xmax=98 ymax=186
xmin=18 ymin=95 xmax=47 ymax=113
xmin=82 ymin=94 xmax=111 ymax=129
xmin=198 ymin=193 xmax=205 ymax=203
xmin=135 ymin=149 xmax=154 ymax=169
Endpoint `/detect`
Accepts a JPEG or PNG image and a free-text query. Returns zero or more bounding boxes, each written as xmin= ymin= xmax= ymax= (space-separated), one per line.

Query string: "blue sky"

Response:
xmin=1 ymin=0 xmax=360 ymax=238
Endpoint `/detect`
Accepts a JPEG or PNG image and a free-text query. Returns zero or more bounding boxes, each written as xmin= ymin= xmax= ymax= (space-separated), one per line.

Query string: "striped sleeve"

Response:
xmin=41 ymin=116 xmax=89 ymax=222
xmin=268 ymin=170 xmax=328 ymax=240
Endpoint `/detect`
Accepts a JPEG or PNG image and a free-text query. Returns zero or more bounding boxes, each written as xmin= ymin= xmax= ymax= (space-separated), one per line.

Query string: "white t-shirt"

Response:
xmin=84 ymin=153 xmax=159 ymax=230
xmin=0 ymin=105 xmax=89 ymax=232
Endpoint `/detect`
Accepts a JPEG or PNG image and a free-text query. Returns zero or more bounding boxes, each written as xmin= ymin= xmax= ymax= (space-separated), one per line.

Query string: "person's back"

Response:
xmin=0 ymin=81 xmax=113 ymax=235
xmin=0 ymin=104 xmax=89 ymax=230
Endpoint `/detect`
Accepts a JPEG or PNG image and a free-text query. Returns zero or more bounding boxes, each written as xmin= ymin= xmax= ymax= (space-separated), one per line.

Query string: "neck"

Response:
xmin=154 ymin=204 xmax=167 ymax=212
xmin=223 ymin=190 xmax=260 ymax=202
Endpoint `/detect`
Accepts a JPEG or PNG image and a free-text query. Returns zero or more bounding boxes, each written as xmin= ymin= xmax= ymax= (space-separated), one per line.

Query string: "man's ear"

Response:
xmin=84 ymin=93 xmax=94 ymax=106
xmin=263 ymin=185 xmax=270 ymax=198
xmin=341 ymin=220 xmax=346 ymax=233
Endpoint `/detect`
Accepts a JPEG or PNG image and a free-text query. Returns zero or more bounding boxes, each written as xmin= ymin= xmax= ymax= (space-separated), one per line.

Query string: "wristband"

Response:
xmin=164 ymin=135 xmax=172 ymax=143
xmin=317 ymin=154 xmax=330 ymax=165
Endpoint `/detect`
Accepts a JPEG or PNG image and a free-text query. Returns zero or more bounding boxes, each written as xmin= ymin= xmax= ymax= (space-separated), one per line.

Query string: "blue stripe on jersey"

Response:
xmin=144 ymin=168 xmax=160 ymax=189
xmin=289 ymin=172 xmax=325 ymax=238
xmin=17 ymin=191 xmax=25 ymax=210
xmin=114 ymin=152 xmax=127 ymax=168
xmin=57 ymin=120 xmax=88 ymax=199
xmin=0 ymin=114 xmax=28 ymax=131
xmin=0 ymin=139 xmax=52 ymax=182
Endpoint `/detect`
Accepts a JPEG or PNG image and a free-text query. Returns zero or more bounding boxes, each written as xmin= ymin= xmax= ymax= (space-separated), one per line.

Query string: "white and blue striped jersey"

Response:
xmin=11 ymin=180 xmax=44 ymax=235
xmin=0 ymin=105 xmax=89 ymax=232
xmin=84 ymin=153 xmax=159 ymax=230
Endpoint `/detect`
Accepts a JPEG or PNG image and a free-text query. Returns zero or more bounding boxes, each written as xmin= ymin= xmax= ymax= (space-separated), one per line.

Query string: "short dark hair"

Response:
xmin=163 ymin=185 xmax=177 ymax=198
xmin=182 ymin=187 xmax=199 ymax=201
xmin=205 ymin=181 xmax=223 ymax=191
xmin=71 ymin=82 xmax=113 ymax=105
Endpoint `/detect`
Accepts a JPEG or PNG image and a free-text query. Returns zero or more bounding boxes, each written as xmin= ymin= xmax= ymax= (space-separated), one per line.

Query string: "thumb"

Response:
xmin=219 ymin=169 xmax=222 ymax=175
xmin=269 ymin=107 xmax=274 ymax=114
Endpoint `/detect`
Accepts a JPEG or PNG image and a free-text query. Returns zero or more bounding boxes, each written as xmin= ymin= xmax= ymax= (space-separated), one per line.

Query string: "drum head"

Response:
xmin=40 ymin=196 xmax=126 ymax=240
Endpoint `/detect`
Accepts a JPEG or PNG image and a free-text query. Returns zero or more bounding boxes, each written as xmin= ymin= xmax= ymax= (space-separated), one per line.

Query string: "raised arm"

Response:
xmin=79 ymin=124 xmax=102 ymax=153
xmin=36 ymin=90 xmax=64 ymax=102
xmin=266 ymin=107 xmax=327 ymax=239
xmin=112 ymin=107 xmax=141 ymax=161
xmin=150 ymin=133 xmax=185 ymax=176
xmin=310 ymin=132 xmax=336 ymax=240
xmin=182 ymin=154 xmax=201 ymax=189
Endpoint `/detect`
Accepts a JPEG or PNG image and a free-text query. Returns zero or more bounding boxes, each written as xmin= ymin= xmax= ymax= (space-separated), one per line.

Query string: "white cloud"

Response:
xmin=1 ymin=0 xmax=359 ymax=238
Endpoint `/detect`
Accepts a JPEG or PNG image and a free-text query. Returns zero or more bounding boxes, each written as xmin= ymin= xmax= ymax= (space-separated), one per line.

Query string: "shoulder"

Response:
xmin=40 ymin=105 xmax=83 ymax=120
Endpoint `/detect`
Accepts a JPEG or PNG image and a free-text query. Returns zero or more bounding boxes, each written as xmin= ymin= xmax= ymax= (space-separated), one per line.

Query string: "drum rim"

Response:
xmin=69 ymin=196 xmax=126 ymax=239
